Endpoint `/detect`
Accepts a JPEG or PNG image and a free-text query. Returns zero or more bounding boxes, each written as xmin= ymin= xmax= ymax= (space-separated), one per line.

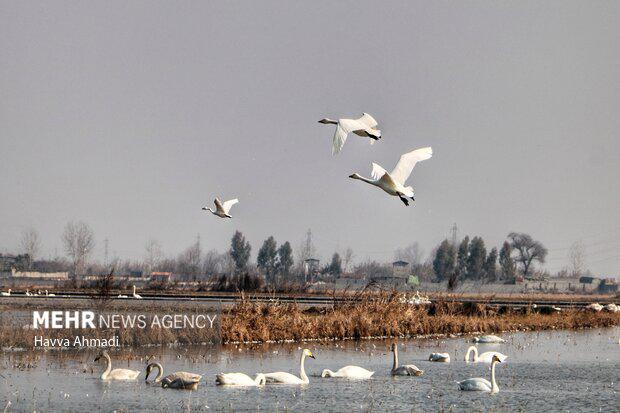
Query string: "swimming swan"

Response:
xmin=215 ymin=372 xmax=266 ymax=386
xmin=94 ymin=351 xmax=140 ymax=380
xmin=391 ymin=343 xmax=423 ymax=376
xmin=321 ymin=365 xmax=374 ymax=379
xmin=318 ymin=113 xmax=381 ymax=155
xmin=145 ymin=362 xmax=202 ymax=390
xmin=0 ymin=289 xmax=11 ymax=296
xmin=264 ymin=349 xmax=315 ymax=384
xmin=349 ymin=147 xmax=433 ymax=206
xmin=473 ymin=335 xmax=505 ymax=343
xmin=132 ymin=285 xmax=142 ymax=299
xmin=465 ymin=346 xmax=507 ymax=363
xmin=203 ymin=198 xmax=239 ymax=219
xmin=457 ymin=355 xmax=503 ymax=393
xmin=428 ymin=352 xmax=450 ymax=363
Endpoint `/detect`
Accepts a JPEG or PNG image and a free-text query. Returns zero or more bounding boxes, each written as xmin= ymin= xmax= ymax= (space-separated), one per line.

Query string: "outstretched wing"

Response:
xmin=390 ymin=147 xmax=433 ymax=185
xmin=371 ymin=162 xmax=388 ymax=180
xmin=214 ymin=198 xmax=224 ymax=212
xmin=332 ymin=124 xmax=349 ymax=155
xmin=355 ymin=113 xmax=378 ymax=128
xmin=222 ymin=199 xmax=238 ymax=213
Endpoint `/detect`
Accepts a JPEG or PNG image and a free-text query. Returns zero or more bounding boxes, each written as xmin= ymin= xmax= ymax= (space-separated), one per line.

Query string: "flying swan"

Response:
xmin=216 ymin=372 xmax=266 ymax=386
xmin=321 ymin=366 xmax=374 ymax=379
xmin=263 ymin=349 xmax=315 ymax=384
xmin=145 ymin=362 xmax=202 ymax=390
xmin=349 ymin=147 xmax=433 ymax=205
xmin=465 ymin=346 xmax=507 ymax=363
xmin=391 ymin=343 xmax=423 ymax=376
xmin=472 ymin=335 xmax=505 ymax=343
xmin=318 ymin=113 xmax=381 ymax=155
xmin=203 ymin=198 xmax=239 ymax=219
xmin=94 ymin=351 xmax=140 ymax=380
xmin=457 ymin=355 xmax=503 ymax=393
xmin=428 ymin=352 xmax=450 ymax=363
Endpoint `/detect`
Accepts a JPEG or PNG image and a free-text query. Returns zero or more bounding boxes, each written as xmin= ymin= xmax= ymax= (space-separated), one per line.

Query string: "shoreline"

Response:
xmin=1 ymin=294 xmax=618 ymax=350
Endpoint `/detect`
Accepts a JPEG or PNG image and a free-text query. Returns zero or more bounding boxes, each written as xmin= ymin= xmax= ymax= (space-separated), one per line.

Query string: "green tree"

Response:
xmin=456 ymin=236 xmax=470 ymax=279
xmin=484 ymin=247 xmax=498 ymax=282
xmin=257 ymin=236 xmax=278 ymax=284
xmin=433 ymin=239 xmax=455 ymax=282
xmin=466 ymin=236 xmax=486 ymax=280
xmin=230 ymin=231 xmax=251 ymax=274
xmin=507 ymin=232 xmax=548 ymax=277
xmin=327 ymin=252 xmax=342 ymax=276
xmin=499 ymin=241 xmax=516 ymax=281
xmin=277 ymin=241 xmax=294 ymax=276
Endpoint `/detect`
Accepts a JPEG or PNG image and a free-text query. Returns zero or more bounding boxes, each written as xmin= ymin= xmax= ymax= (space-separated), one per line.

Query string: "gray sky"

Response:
xmin=1 ymin=1 xmax=619 ymax=275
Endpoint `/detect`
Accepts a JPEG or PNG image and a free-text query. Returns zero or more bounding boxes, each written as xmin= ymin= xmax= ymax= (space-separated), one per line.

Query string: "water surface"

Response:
xmin=1 ymin=328 xmax=618 ymax=412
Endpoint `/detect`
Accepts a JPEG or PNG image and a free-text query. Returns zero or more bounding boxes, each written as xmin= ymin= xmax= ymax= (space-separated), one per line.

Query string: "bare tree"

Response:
xmin=19 ymin=227 xmax=41 ymax=262
xmin=295 ymin=229 xmax=317 ymax=272
xmin=342 ymin=247 xmax=354 ymax=273
xmin=567 ymin=241 xmax=586 ymax=277
xmin=144 ymin=238 xmax=162 ymax=275
xmin=394 ymin=242 xmax=423 ymax=266
xmin=507 ymin=232 xmax=548 ymax=278
xmin=62 ymin=221 xmax=95 ymax=276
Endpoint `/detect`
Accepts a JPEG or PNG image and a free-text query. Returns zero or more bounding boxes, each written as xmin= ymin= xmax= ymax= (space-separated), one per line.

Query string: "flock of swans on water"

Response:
xmin=201 ymin=112 xmax=433 ymax=217
xmin=94 ymin=334 xmax=508 ymax=394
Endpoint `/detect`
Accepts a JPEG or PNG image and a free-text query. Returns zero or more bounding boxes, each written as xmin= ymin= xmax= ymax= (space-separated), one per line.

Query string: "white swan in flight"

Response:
xmin=349 ymin=147 xmax=433 ymax=206
xmin=1 ymin=289 xmax=11 ymax=297
xmin=264 ymin=349 xmax=315 ymax=384
xmin=145 ymin=362 xmax=202 ymax=390
xmin=318 ymin=113 xmax=381 ymax=155
xmin=321 ymin=365 xmax=374 ymax=379
xmin=203 ymin=198 xmax=239 ymax=218
xmin=465 ymin=346 xmax=507 ymax=363
xmin=95 ymin=351 xmax=140 ymax=380
xmin=428 ymin=352 xmax=450 ymax=362
xmin=391 ymin=343 xmax=423 ymax=376
xmin=473 ymin=335 xmax=505 ymax=343
xmin=457 ymin=355 xmax=503 ymax=393
xmin=132 ymin=285 xmax=142 ymax=299
xmin=216 ymin=372 xmax=266 ymax=386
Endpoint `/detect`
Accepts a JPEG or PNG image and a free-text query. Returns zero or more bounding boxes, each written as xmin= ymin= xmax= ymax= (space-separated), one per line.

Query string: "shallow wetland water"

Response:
xmin=0 ymin=328 xmax=618 ymax=412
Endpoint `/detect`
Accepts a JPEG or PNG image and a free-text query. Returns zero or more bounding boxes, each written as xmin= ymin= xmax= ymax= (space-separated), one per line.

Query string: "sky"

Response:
xmin=1 ymin=1 xmax=619 ymax=276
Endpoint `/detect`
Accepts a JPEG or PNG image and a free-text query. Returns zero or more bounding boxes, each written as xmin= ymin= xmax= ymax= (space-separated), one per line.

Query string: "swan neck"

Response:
xmin=466 ymin=346 xmax=478 ymax=362
xmin=102 ymin=353 xmax=112 ymax=379
xmin=154 ymin=363 xmax=163 ymax=382
xmin=353 ymin=175 xmax=376 ymax=185
xmin=299 ymin=352 xmax=308 ymax=383
xmin=392 ymin=346 xmax=398 ymax=370
xmin=491 ymin=360 xmax=499 ymax=393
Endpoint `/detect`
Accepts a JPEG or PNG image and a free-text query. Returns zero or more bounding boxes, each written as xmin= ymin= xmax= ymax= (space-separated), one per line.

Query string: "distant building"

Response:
xmin=303 ymin=258 xmax=320 ymax=282
xmin=392 ymin=261 xmax=411 ymax=278
xmin=369 ymin=261 xmax=411 ymax=290
xmin=150 ymin=271 xmax=173 ymax=283
xmin=10 ymin=269 xmax=69 ymax=280
xmin=599 ymin=278 xmax=618 ymax=294
xmin=523 ymin=275 xmax=616 ymax=294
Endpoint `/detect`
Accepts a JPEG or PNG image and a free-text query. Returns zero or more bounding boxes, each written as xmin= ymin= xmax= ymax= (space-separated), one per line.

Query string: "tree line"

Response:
xmin=432 ymin=232 xmax=548 ymax=286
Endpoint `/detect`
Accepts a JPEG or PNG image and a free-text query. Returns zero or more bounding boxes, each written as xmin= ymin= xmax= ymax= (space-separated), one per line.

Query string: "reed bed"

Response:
xmin=0 ymin=292 xmax=618 ymax=349
xmin=221 ymin=291 xmax=620 ymax=344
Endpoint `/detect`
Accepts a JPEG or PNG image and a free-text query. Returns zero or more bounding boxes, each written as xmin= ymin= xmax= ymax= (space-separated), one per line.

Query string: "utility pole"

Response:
xmin=104 ymin=238 xmax=109 ymax=268
xmin=450 ymin=223 xmax=458 ymax=247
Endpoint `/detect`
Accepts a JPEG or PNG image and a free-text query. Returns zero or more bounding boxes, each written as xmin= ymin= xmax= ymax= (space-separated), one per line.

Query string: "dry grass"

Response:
xmin=1 ymin=292 xmax=618 ymax=349
xmin=221 ymin=291 xmax=620 ymax=343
